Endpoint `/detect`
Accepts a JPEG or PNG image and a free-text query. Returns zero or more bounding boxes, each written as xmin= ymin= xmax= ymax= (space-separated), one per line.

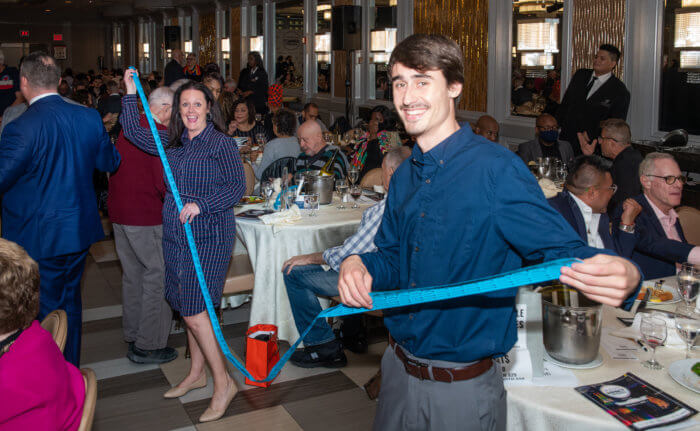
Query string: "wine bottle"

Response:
xmin=319 ymin=148 xmax=339 ymax=177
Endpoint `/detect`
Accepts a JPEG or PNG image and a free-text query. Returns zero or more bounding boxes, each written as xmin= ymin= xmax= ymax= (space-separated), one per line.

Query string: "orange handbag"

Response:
xmin=244 ymin=324 xmax=280 ymax=388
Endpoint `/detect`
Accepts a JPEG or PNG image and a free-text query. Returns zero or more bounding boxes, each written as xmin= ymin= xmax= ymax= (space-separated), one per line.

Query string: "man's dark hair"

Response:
xmin=106 ymin=80 xmax=119 ymax=93
xmin=566 ymin=155 xmax=612 ymax=192
xmin=303 ymin=102 xmax=318 ymax=113
xmin=272 ymin=108 xmax=297 ymax=137
xmin=599 ymin=44 xmax=621 ymax=63
xmin=20 ymin=51 xmax=61 ymax=90
xmin=388 ymin=34 xmax=464 ymax=86
xmin=168 ymin=81 xmax=225 ymax=148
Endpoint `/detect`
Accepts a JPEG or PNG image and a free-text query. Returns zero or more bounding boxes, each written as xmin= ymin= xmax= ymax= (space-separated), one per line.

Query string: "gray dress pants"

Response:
xmin=373 ymin=344 xmax=506 ymax=431
xmin=114 ymin=224 xmax=172 ymax=350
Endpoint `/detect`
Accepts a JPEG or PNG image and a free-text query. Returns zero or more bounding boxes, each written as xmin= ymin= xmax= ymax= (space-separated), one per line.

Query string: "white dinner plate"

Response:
xmin=543 ymin=351 xmax=604 ymax=369
xmin=639 ymin=280 xmax=682 ymax=305
xmin=668 ymin=359 xmax=700 ymax=394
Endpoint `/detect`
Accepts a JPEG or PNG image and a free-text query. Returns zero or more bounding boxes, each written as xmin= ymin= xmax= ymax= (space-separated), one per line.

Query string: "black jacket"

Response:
xmin=164 ymin=59 xmax=185 ymax=86
xmin=238 ymin=67 xmax=269 ymax=115
xmin=609 ymin=146 xmax=643 ymax=213
xmin=557 ymin=69 xmax=630 ymax=154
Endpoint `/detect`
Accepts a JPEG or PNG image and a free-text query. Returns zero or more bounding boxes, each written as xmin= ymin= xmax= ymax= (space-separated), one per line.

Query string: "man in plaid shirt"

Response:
xmin=283 ymin=147 xmax=411 ymax=368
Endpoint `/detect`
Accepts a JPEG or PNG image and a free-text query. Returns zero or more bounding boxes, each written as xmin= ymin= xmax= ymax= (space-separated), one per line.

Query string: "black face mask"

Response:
xmin=539 ymin=130 xmax=559 ymax=143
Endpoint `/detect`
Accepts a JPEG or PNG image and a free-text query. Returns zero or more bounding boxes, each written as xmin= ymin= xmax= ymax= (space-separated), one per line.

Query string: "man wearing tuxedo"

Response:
xmin=0 ymin=52 xmax=121 ymax=366
xmin=557 ymin=44 xmax=630 ymax=156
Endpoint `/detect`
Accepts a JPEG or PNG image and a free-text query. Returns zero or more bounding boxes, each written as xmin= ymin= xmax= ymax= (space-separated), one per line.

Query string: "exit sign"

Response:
xmin=20 ymin=30 xmax=29 ymax=38
xmin=53 ymin=33 xmax=63 ymax=41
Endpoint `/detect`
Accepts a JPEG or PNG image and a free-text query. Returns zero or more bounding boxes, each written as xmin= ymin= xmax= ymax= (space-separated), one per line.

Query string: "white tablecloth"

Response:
xmin=507 ymin=303 xmax=700 ymax=431
xmin=235 ymin=197 xmax=374 ymax=343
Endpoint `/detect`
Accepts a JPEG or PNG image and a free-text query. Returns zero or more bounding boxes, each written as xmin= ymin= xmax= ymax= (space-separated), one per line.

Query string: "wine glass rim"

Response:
xmin=641 ymin=315 xmax=666 ymax=326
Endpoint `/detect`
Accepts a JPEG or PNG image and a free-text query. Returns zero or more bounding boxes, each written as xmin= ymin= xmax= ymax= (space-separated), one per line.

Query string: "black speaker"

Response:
xmin=164 ymin=26 xmax=180 ymax=50
xmin=332 ymin=5 xmax=362 ymax=51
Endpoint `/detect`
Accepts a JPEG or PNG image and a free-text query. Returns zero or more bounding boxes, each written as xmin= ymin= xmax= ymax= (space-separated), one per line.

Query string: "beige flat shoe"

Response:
xmin=163 ymin=372 xmax=207 ymax=399
xmin=198 ymin=379 xmax=238 ymax=423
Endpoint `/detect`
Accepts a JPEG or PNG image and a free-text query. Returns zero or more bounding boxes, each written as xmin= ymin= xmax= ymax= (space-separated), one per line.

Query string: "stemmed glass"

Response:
xmin=255 ymin=133 xmax=267 ymax=150
xmin=675 ymin=304 xmax=700 ymax=359
xmin=347 ymin=167 xmax=360 ymax=188
xmin=261 ymin=181 xmax=274 ymax=209
xmin=336 ymin=179 xmax=349 ymax=210
xmin=640 ymin=315 xmax=667 ymax=370
xmin=304 ymin=193 xmax=319 ymax=216
xmin=676 ymin=263 xmax=699 ymax=306
xmin=349 ymin=186 xmax=362 ymax=209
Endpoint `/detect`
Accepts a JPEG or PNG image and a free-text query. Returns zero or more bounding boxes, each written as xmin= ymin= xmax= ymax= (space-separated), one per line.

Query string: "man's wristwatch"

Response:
xmin=619 ymin=223 xmax=635 ymax=234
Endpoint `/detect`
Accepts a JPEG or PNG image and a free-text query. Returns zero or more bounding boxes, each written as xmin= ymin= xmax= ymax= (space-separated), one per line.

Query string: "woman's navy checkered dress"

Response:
xmin=121 ymin=95 xmax=246 ymax=316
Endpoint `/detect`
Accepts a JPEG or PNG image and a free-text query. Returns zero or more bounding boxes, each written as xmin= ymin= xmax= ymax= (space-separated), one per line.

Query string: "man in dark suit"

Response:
xmin=557 ymin=44 xmax=630 ymax=156
xmin=618 ymin=153 xmax=699 ymax=280
xmin=97 ymin=79 xmax=122 ymax=117
xmin=579 ymin=118 xmax=642 ymax=213
xmin=0 ymin=52 xmax=121 ymax=366
xmin=164 ymin=49 xmax=185 ymax=86
xmin=517 ymin=113 xmax=574 ymax=167
xmin=548 ymin=155 xmax=638 ymax=257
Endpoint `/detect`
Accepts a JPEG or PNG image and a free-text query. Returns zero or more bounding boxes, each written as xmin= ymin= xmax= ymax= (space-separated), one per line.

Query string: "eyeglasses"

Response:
xmin=599 ymin=135 xmax=622 ymax=143
xmin=645 ymin=174 xmax=687 ymax=185
xmin=606 ymin=184 xmax=618 ymax=194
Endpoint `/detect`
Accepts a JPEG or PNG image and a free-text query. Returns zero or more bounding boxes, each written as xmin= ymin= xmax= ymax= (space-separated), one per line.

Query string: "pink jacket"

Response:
xmin=0 ymin=321 xmax=85 ymax=430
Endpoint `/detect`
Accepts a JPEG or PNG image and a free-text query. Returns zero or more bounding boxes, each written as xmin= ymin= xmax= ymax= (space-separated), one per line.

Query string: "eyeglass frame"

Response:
xmin=645 ymin=174 xmax=687 ymax=185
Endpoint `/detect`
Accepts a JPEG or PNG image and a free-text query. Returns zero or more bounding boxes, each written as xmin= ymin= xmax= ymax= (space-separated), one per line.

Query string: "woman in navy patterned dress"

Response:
xmin=121 ymin=71 xmax=244 ymax=423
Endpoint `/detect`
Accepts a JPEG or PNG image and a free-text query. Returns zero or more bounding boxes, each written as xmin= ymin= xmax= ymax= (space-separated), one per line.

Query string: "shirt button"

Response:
xmin=411 ymin=282 xmax=416 ymax=287
xmin=420 ymin=212 xmax=425 ymax=218
xmin=414 ymin=246 xmax=419 ymax=252
xmin=409 ymin=314 xmax=414 ymax=320
xmin=426 ymin=179 xmax=431 ymax=184
xmin=440 ymin=160 xmax=444 ymax=165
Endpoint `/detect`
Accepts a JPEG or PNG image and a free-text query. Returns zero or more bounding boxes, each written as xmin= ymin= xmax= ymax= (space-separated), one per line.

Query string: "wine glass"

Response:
xmin=322 ymin=131 xmax=333 ymax=145
xmin=675 ymin=304 xmax=700 ymax=359
xmin=304 ymin=193 xmax=319 ymax=216
xmin=255 ymin=113 xmax=262 ymax=123
xmin=640 ymin=315 xmax=667 ymax=370
xmin=336 ymin=179 xmax=349 ymax=210
xmin=676 ymin=263 xmax=699 ymax=306
xmin=347 ymin=168 xmax=360 ymax=187
xmin=261 ymin=181 xmax=273 ymax=209
xmin=255 ymin=133 xmax=267 ymax=149
xmin=349 ymin=185 xmax=362 ymax=209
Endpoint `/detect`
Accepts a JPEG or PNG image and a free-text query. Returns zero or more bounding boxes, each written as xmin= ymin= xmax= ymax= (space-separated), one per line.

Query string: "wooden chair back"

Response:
xmin=40 ymin=310 xmax=68 ymax=353
xmin=78 ymin=368 xmax=97 ymax=431
xmin=243 ymin=162 xmax=256 ymax=196
xmin=677 ymin=206 xmax=700 ymax=246
xmin=360 ymin=168 xmax=383 ymax=188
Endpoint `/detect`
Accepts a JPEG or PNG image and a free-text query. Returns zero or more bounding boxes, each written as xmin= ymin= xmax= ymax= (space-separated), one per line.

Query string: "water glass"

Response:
xmin=640 ymin=315 xmax=667 ymax=370
xmin=255 ymin=113 xmax=262 ymax=123
xmin=336 ymin=180 xmax=349 ymax=210
xmin=261 ymin=181 xmax=273 ymax=209
xmin=676 ymin=263 xmax=699 ymax=306
xmin=255 ymin=133 xmax=267 ymax=149
xmin=675 ymin=304 xmax=700 ymax=359
xmin=304 ymin=193 xmax=319 ymax=216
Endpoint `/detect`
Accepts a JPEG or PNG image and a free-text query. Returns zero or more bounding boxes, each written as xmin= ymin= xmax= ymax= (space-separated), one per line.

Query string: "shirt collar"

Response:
xmin=569 ymin=192 xmax=593 ymax=218
xmin=592 ymin=71 xmax=612 ymax=84
xmin=644 ymin=194 xmax=678 ymax=225
xmin=413 ymin=123 xmax=474 ymax=168
xmin=29 ymin=92 xmax=59 ymax=105
xmin=182 ymin=122 xmax=214 ymax=144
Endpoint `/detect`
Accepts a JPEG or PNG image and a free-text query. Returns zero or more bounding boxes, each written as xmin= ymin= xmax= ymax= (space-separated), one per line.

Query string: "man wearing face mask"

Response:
xmin=517 ymin=113 xmax=574 ymax=167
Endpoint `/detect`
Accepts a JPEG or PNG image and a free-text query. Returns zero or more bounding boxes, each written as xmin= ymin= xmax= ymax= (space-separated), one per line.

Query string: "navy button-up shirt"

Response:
xmin=360 ymin=125 xmax=637 ymax=362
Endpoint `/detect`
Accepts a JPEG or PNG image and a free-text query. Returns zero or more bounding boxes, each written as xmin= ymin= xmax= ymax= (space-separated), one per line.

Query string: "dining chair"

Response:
xmin=676 ymin=206 xmax=700 ymax=246
xmin=78 ymin=368 xmax=97 ymax=431
xmin=259 ymin=156 xmax=297 ymax=185
xmin=359 ymin=168 xmax=383 ymax=188
xmin=40 ymin=309 xmax=68 ymax=353
xmin=243 ymin=162 xmax=256 ymax=196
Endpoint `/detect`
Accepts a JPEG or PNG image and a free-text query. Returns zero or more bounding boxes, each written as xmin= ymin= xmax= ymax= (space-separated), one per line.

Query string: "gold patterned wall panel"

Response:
xmin=413 ymin=0 xmax=489 ymax=112
xmin=231 ymin=7 xmax=242 ymax=79
xmin=199 ymin=12 xmax=216 ymax=66
xmin=571 ymin=0 xmax=626 ymax=80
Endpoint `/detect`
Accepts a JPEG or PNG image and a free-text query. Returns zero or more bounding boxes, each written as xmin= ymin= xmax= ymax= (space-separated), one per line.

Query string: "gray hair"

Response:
xmin=169 ymin=78 xmax=190 ymax=92
xmin=20 ymin=51 xmax=61 ymax=90
xmin=600 ymin=118 xmax=631 ymax=145
xmin=639 ymin=152 xmax=677 ymax=177
xmin=148 ymin=86 xmax=174 ymax=106
xmin=225 ymin=78 xmax=237 ymax=87
xmin=383 ymin=146 xmax=412 ymax=170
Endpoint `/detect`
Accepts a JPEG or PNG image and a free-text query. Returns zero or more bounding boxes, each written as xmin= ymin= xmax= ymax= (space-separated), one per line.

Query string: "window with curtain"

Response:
xmin=510 ymin=1 xmax=564 ymax=118
xmin=659 ymin=0 xmax=700 ymax=134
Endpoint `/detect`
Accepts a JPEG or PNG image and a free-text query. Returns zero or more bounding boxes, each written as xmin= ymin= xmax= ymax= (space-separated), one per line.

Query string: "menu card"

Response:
xmin=575 ymin=373 xmax=697 ymax=430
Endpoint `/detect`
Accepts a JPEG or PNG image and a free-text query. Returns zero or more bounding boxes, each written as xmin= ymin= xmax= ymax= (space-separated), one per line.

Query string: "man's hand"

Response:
xmin=179 ymin=202 xmax=201 ymax=224
xmin=559 ymin=254 xmax=640 ymax=307
xmin=282 ymin=252 xmax=324 ymax=274
xmin=620 ymin=198 xmax=642 ymax=226
xmin=338 ymin=255 xmax=373 ymax=309
xmin=577 ymin=131 xmax=597 ymax=156
xmin=123 ymin=69 xmax=138 ymax=95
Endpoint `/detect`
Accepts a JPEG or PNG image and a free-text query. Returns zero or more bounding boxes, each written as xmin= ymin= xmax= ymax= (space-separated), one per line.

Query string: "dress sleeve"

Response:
xmin=119 ymin=94 xmax=170 ymax=156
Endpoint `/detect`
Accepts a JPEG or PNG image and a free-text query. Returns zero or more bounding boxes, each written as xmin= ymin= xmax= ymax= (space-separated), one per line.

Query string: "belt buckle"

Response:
xmin=406 ymin=357 xmax=428 ymax=369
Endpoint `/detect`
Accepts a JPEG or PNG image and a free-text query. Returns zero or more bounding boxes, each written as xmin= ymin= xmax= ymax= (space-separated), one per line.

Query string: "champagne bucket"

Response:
xmin=304 ymin=171 xmax=335 ymax=205
xmin=541 ymin=285 xmax=602 ymax=364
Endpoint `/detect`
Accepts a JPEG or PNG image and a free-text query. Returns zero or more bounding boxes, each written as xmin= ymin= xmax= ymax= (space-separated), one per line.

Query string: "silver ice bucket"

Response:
xmin=304 ymin=171 xmax=335 ymax=205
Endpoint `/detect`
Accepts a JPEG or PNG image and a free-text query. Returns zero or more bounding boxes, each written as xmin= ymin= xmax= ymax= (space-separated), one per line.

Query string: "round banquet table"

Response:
xmin=235 ymin=197 xmax=375 ymax=343
xmin=507 ymin=302 xmax=700 ymax=430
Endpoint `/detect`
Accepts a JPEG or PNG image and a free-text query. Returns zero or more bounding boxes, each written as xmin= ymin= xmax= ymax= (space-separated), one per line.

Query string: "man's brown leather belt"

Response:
xmin=389 ymin=336 xmax=492 ymax=383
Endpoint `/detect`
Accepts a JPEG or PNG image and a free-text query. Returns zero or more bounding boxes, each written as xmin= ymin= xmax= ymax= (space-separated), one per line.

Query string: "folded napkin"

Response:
xmin=259 ymin=205 xmax=302 ymax=233
xmin=609 ymin=312 xmax=685 ymax=348
xmin=538 ymin=178 xmax=561 ymax=198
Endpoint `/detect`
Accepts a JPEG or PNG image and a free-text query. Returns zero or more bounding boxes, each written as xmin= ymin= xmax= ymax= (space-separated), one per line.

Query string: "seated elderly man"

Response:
xmin=295 ymin=120 xmax=347 ymax=179
xmin=548 ymin=156 xmax=639 ymax=256
xmin=474 ymin=115 xmax=499 ymax=143
xmin=518 ymin=113 xmax=574 ymax=167
xmin=283 ymin=147 xmax=411 ymax=368
xmin=617 ymin=152 xmax=700 ymax=279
